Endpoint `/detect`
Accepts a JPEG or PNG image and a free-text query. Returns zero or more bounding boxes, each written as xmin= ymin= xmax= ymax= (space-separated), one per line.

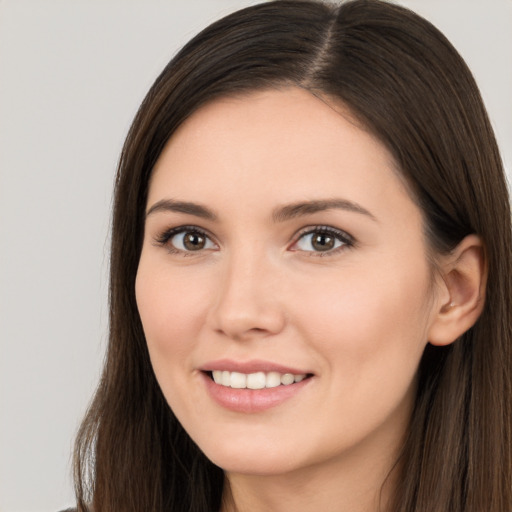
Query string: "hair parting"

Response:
xmin=73 ymin=2 xmax=512 ymax=511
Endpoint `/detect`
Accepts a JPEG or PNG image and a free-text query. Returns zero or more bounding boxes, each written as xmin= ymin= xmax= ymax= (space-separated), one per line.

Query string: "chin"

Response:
xmin=197 ymin=436 xmax=306 ymax=476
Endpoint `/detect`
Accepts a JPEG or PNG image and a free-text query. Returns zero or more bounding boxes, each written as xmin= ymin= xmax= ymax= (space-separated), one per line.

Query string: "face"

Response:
xmin=136 ymin=87 xmax=440 ymax=478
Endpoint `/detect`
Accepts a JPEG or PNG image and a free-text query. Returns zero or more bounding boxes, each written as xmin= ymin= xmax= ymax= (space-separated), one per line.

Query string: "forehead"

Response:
xmin=148 ymin=87 xmax=417 ymax=226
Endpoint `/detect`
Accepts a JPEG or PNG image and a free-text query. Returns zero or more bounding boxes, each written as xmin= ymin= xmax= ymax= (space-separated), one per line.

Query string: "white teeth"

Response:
xmin=230 ymin=372 xmax=247 ymax=388
xmin=280 ymin=373 xmax=295 ymax=385
xmin=247 ymin=372 xmax=266 ymax=389
xmin=210 ymin=370 xmax=308 ymax=389
xmin=221 ymin=370 xmax=231 ymax=387
xmin=266 ymin=371 xmax=281 ymax=388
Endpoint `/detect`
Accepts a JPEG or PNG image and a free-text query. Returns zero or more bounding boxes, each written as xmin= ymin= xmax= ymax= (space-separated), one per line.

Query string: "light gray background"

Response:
xmin=1 ymin=1 xmax=510 ymax=511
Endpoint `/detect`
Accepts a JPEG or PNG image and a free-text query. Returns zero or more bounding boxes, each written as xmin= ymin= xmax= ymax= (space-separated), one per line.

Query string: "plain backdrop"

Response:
xmin=0 ymin=1 xmax=510 ymax=511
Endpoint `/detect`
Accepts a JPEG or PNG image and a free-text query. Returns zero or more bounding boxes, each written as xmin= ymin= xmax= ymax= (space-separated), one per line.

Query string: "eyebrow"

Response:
xmin=145 ymin=197 xmax=376 ymax=223
xmin=146 ymin=199 xmax=217 ymax=220
xmin=272 ymin=199 xmax=377 ymax=222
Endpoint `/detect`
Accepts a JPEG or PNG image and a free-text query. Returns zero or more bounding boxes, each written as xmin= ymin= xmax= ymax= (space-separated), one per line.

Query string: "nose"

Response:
xmin=207 ymin=250 xmax=286 ymax=341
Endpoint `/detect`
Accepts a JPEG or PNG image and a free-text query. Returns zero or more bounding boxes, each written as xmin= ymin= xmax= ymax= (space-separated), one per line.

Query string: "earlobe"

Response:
xmin=428 ymin=234 xmax=487 ymax=346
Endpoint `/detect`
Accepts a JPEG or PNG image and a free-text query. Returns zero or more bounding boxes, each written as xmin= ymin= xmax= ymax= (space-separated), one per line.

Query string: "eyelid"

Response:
xmin=152 ymin=223 xmax=354 ymax=256
xmin=153 ymin=225 xmax=218 ymax=253
xmin=289 ymin=225 xmax=355 ymax=254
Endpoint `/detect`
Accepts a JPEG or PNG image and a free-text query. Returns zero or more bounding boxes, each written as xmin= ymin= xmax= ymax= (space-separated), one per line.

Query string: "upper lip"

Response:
xmin=200 ymin=359 xmax=311 ymax=375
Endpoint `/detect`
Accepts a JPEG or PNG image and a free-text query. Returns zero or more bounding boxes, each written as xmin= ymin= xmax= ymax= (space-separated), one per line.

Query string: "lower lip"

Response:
xmin=201 ymin=372 xmax=312 ymax=413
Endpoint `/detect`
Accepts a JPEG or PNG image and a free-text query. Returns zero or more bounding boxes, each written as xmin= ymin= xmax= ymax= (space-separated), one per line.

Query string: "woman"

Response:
xmin=72 ymin=1 xmax=512 ymax=511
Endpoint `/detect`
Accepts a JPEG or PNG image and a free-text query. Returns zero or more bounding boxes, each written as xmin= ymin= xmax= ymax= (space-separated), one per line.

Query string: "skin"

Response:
xmin=135 ymin=87 xmax=455 ymax=512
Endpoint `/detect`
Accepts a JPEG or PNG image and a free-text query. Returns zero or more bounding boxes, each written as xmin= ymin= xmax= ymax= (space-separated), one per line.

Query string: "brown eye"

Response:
xmin=311 ymin=233 xmax=335 ymax=251
xmin=292 ymin=227 xmax=352 ymax=254
xmin=183 ymin=232 xmax=206 ymax=250
xmin=167 ymin=229 xmax=216 ymax=252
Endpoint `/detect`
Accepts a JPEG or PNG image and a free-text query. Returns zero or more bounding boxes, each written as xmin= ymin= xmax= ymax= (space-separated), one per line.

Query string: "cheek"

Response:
xmin=284 ymin=260 xmax=432 ymax=449
xmin=291 ymin=258 xmax=432 ymax=381
xmin=135 ymin=261 xmax=217 ymax=424
xmin=135 ymin=260 xmax=210 ymax=364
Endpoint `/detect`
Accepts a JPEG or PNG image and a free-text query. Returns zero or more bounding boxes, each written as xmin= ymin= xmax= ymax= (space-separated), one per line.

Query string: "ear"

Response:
xmin=428 ymin=234 xmax=487 ymax=346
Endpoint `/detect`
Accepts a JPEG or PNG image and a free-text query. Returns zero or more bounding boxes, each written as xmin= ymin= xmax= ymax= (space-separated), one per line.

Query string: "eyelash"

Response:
xmin=154 ymin=225 xmax=215 ymax=256
xmin=291 ymin=225 xmax=354 ymax=257
xmin=153 ymin=224 xmax=355 ymax=256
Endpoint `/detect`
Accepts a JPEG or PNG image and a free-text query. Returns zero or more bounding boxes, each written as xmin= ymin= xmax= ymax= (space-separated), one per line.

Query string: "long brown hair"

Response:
xmin=73 ymin=1 xmax=512 ymax=510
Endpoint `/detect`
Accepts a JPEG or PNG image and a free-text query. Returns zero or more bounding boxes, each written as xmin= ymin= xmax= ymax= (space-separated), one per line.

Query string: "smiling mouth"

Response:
xmin=206 ymin=370 xmax=312 ymax=390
